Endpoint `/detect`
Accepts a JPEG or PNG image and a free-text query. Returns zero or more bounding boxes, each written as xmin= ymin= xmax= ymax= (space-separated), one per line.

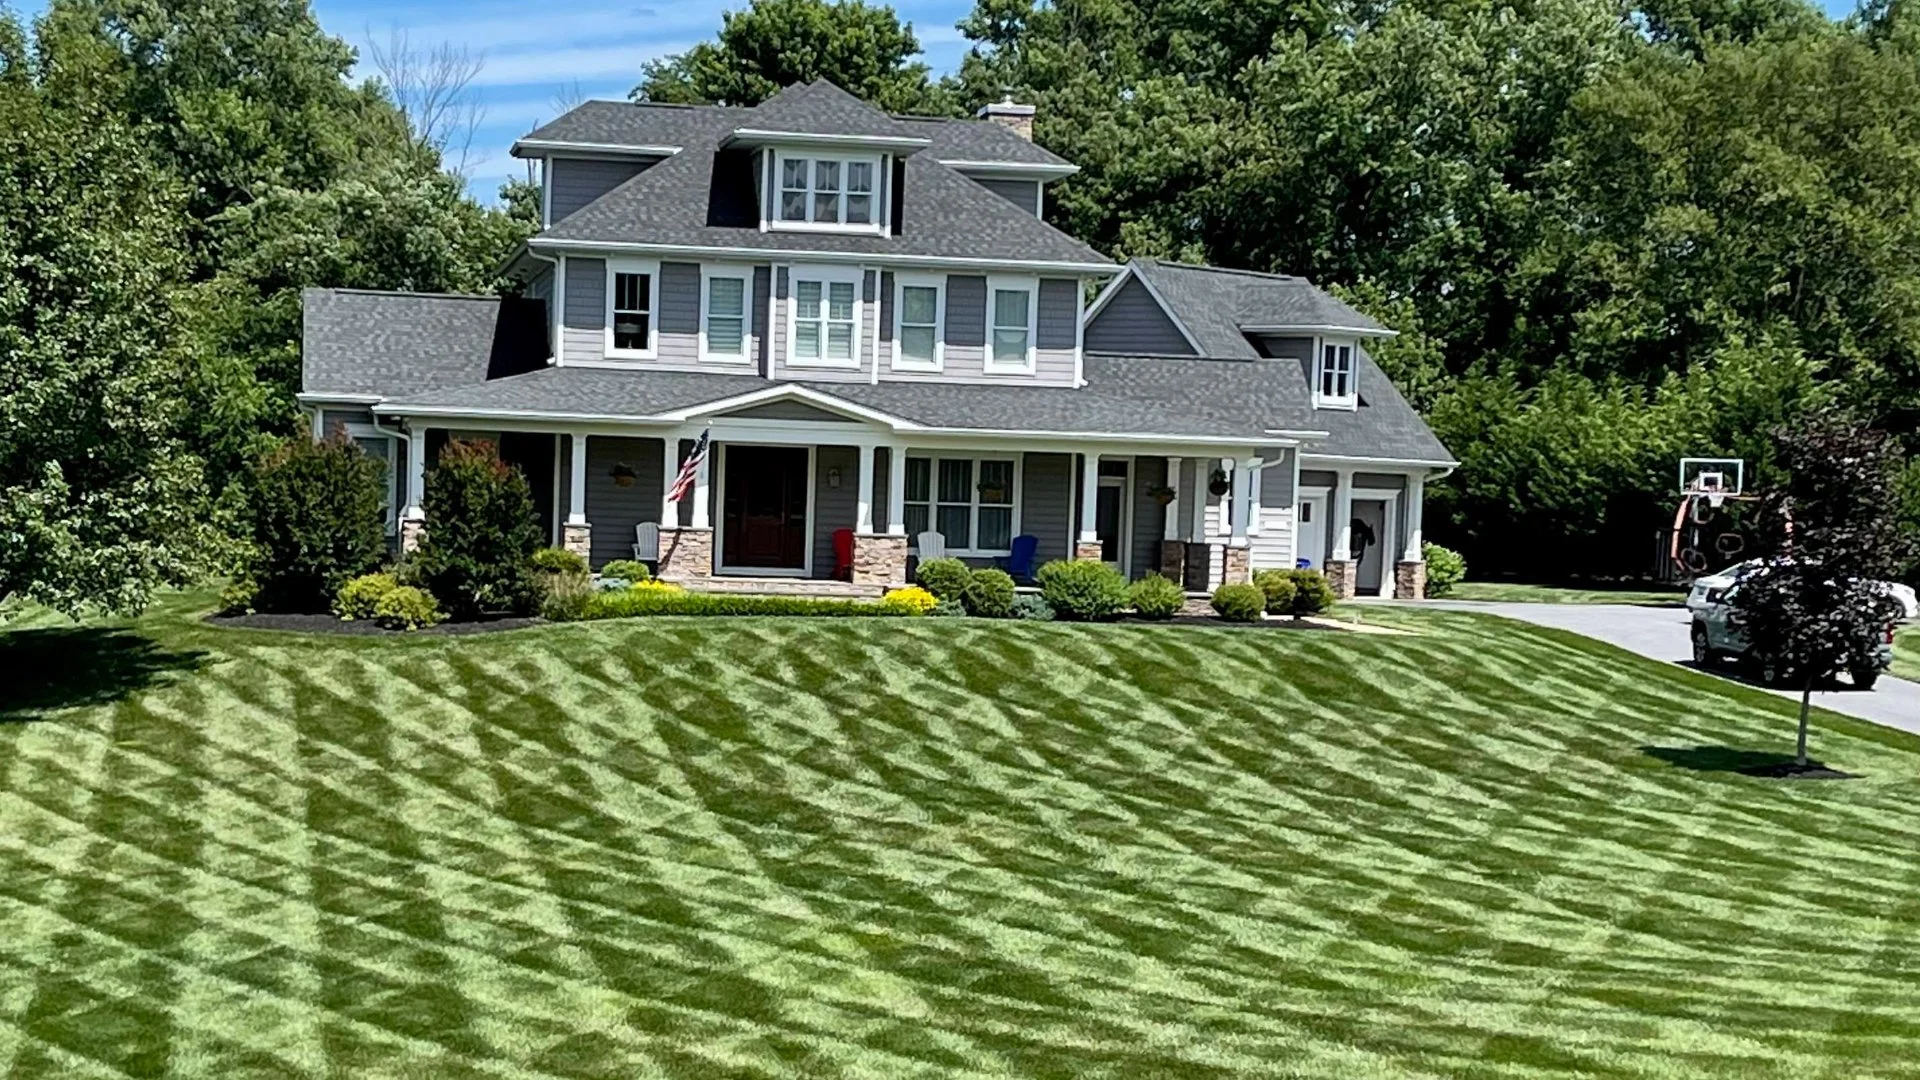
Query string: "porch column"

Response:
xmin=656 ymin=432 xmax=714 ymax=580
xmin=1326 ymin=467 xmax=1358 ymax=599
xmin=690 ymin=439 xmax=712 ymax=529
xmin=885 ymin=444 xmax=908 ymax=537
xmin=1395 ymin=473 xmax=1429 ymax=601
xmin=1075 ymin=452 xmax=1102 ymax=561
xmin=1248 ymin=463 xmax=1263 ymax=536
xmin=660 ymin=435 xmax=681 ymax=526
xmin=1159 ymin=456 xmax=1186 ymax=582
xmin=1188 ymin=459 xmax=1207 ymax=545
xmin=855 ymin=442 xmax=876 ymax=533
xmin=562 ymin=432 xmax=591 ymax=559
xmin=400 ymin=425 xmax=428 ymax=552
xmin=1223 ymin=456 xmax=1254 ymax=584
xmin=852 ymin=441 xmax=907 ymax=587
xmin=1162 ymin=457 xmax=1182 ymax=541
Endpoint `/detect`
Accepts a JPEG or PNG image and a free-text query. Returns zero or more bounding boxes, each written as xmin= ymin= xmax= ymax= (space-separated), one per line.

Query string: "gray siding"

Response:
xmin=1034 ymin=278 xmax=1079 ymax=383
xmin=524 ymin=266 xmax=552 ymax=305
xmin=561 ymin=256 xmax=605 ymax=364
xmin=878 ymin=271 xmax=895 ymax=358
xmin=974 ymin=177 xmax=1040 ymax=215
xmin=875 ymin=274 xmax=1076 ymax=386
xmin=1021 ymin=452 xmax=1073 ymax=565
xmin=1258 ymin=334 xmax=1315 ymax=362
xmin=548 ymin=156 xmax=656 ymax=223
xmin=812 ymin=446 xmax=858 ymax=576
xmin=724 ymin=401 xmax=848 ymax=422
xmin=564 ymin=257 xmax=760 ymax=372
xmin=753 ymin=266 xmax=772 ymax=375
xmin=1129 ymin=456 xmax=1167 ymax=580
xmin=657 ymin=261 xmax=701 ymax=363
xmin=584 ymin=436 xmax=666 ymax=569
xmin=1084 ymin=276 xmax=1194 ymax=355
xmin=1300 ymin=469 xmax=1339 ymax=490
xmin=1249 ymin=450 xmax=1298 ymax=573
xmin=944 ymin=274 xmax=986 ymax=371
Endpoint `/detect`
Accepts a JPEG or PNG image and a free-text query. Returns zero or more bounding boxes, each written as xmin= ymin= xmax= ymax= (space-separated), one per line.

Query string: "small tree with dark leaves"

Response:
xmin=1729 ymin=406 xmax=1915 ymax=766
xmin=412 ymin=441 xmax=543 ymax=620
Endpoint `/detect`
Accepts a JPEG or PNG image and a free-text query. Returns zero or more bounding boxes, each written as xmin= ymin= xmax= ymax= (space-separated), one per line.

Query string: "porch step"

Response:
xmin=667 ymin=576 xmax=886 ymax=600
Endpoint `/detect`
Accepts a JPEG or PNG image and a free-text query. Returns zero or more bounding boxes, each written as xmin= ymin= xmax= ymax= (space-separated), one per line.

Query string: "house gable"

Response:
xmin=1084 ymin=274 xmax=1196 ymax=356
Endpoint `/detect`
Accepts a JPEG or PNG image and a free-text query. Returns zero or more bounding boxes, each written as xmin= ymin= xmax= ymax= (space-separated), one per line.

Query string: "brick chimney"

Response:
xmin=976 ymin=94 xmax=1036 ymax=141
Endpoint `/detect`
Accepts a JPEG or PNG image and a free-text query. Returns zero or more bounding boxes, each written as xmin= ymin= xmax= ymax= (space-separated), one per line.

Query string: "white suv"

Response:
xmin=1690 ymin=565 xmax=1898 ymax=690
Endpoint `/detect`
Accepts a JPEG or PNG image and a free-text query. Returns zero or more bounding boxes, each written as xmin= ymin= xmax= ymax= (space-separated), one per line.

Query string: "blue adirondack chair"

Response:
xmin=996 ymin=534 xmax=1040 ymax=583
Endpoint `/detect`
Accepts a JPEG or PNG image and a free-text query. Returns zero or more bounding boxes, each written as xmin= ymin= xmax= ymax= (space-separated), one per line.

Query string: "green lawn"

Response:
xmin=1895 ymin=626 xmax=1920 ymax=683
xmin=1444 ymin=581 xmax=1686 ymax=606
xmin=5 ymin=593 xmax=1920 ymax=1078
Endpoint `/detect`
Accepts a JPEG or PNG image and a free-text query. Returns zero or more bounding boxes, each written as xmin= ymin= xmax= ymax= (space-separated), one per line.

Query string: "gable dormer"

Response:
xmin=722 ymin=82 xmax=930 ymax=237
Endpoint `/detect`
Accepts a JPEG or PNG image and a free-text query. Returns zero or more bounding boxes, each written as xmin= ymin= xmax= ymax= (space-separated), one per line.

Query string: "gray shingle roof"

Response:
xmin=736 ymin=81 xmax=927 ymax=143
xmin=897 ymin=116 xmax=1073 ymax=168
xmin=301 ymin=289 xmax=548 ymax=399
xmin=1132 ymin=259 xmax=1388 ymax=357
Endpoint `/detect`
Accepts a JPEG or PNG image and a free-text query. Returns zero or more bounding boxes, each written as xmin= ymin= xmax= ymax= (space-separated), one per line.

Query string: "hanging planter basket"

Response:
xmin=1208 ymin=469 xmax=1231 ymax=498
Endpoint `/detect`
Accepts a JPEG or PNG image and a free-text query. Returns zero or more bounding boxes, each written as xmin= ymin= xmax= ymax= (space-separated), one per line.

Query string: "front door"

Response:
xmin=1353 ymin=498 xmax=1388 ymax=594
xmin=1295 ymin=493 xmax=1328 ymax=569
xmin=721 ymin=445 xmax=810 ymax=571
xmin=1096 ymin=460 xmax=1130 ymax=571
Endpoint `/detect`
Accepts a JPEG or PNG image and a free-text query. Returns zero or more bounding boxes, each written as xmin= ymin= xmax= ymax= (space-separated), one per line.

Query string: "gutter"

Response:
xmin=530 ymin=237 xmax=1116 ymax=277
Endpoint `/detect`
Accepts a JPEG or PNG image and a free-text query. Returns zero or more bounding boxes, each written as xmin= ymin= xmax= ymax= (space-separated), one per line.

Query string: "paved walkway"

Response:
xmin=1419 ymin=601 xmax=1920 ymax=737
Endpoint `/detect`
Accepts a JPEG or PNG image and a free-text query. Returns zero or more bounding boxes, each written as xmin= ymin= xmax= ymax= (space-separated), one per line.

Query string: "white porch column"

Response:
xmin=1215 ymin=458 xmax=1233 ymax=537
xmin=567 ymin=433 xmax=589 ymax=526
xmin=1188 ymin=458 xmax=1207 ymax=544
xmin=886 ymin=444 xmax=908 ymax=537
xmin=1228 ymin=459 xmax=1254 ymax=547
xmin=1331 ymin=468 xmax=1356 ymax=560
xmin=690 ymin=438 xmax=713 ymax=529
xmin=1403 ymin=474 xmax=1427 ymax=561
xmin=1163 ymin=456 xmax=1182 ymax=541
xmin=855 ymin=442 xmax=876 ymax=533
xmin=1248 ymin=461 xmax=1264 ymax=536
xmin=403 ymin=426 xmax=427 ymax=518
xmin=660 ymin=434 xmax=681 ymax=526
xmin=1077 ymin=452 xmax=1101 ymax=545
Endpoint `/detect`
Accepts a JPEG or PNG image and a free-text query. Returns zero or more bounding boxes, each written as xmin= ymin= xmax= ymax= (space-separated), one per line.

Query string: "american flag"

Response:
xmin=667 ymin=428 xmax=711 ymax=502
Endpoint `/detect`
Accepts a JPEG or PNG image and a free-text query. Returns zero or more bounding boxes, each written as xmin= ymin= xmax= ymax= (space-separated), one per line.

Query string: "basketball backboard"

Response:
xmin=1679 ymin=457 xmax=1745 ymax=498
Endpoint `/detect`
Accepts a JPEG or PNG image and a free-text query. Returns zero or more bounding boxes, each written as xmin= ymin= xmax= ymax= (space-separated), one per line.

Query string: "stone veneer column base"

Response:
xmin=1395 ymin=559 xmax=1427 ymax=600
xmin=1323 ymin=559 xmax=1358 ymax=599
xmin=852 ymin=534 xmax=908 ymax=586
xmin=1074 ymin=540 xmax=1105 ymax=562
xmin=400 ymin=517 xmax=426 ymax=554
xmin=562 ymin=522 xmax=592 ymax=560
xmin=1158 ymin=540 xmax=1187 ymax=581
xmin=656 ymin=527 xmax=715 ymax=579
xmin=1182 ymin=544 xmax=1213 ymax=591
xmin=1221 ymin=545 xmax=1251 ymax=584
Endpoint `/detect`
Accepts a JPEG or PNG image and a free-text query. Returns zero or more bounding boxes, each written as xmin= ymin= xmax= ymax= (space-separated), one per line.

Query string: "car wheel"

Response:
xmin=1691 ymin=625 xmax=1714 ymax=666
xmin=1851 ymin=667 xmax=1881 ymax=691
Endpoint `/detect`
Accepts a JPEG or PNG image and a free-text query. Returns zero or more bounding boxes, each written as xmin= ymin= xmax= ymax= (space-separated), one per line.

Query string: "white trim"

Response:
xmin=550 ymin=253 xmax=567 ymax=364
xmin=1243 ymin=323 xmax=1398 ymax=339
xmin=296 ymin=392 xmax=385 ymax=406
xmin=1072 ymin=276 xmax=1086 ymax=385
xmin=309 ymin=408 xmax=324 ymax=440
xmin=1295 ymin=488 xmax=1329 ymax=569
xmin=768 ymin=150 xmax=887 ymax=235
xmin=1312 ymin=338 xmax=1358 ymax=410
xmin=697 ymin=264 xmax=754 ymax=365
xmin=728 ymin=128 xmax=929 ymax=152
xmin=511 ymin=138 xmax=681 ymax=158
xmin=890 ymin=272 xmax=945 ymax=372
xmin=539 ymin=156 xmax=552 ymax=228
xmin=936 ymin=159 xmax=1079 ymax=180
xmin=567 ymin=432 xmax=589 ymax=526
xmin=1096 ymin=463 xmax=1134 ymax=574
xmin=758 ymin=148 xmax=773 ymax=233
xmin=1300 ymin=452 xmax=1460 ymax=469
xmin=1350 ymin=487 xmax=1399 ymax=599
xmin=603 ymin=257 xmax=661 ymax=360
xmin=1289 ymin=451 xmax=1306 ymax=567
xmin=1082 ymin=264 xmax=1205 ymax=356
xmin=901 ymin=452 xmax=1020 ymax=558
xmin=765 ymin=263 xmax=781 ymax=377
xmin=1403 ymin=474 xmax=1426 ymax=563
xmin=532 ymin=237 xmax=1115 ymax=276
xmin=713 ymin=441 xmax=816 ymax=577
xmin=984 ymin=274 xmax=1039 ymax=374
xmin=783 ymin=264 xmax=866 ymax=369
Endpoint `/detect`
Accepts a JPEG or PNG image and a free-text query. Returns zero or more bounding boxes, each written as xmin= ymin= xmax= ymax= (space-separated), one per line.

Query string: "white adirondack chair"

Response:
xmin=632 ymin=522 xmax=661 ymax=562
xmin=915 ymin=530 xmax=947 ymax=560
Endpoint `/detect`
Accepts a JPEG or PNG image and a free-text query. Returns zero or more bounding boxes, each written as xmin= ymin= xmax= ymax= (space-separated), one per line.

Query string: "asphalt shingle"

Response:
xmin=1132 ymin=260 xmax=1388 ymax=358
xmin=301 ymin=289 xmax=548 ymax=399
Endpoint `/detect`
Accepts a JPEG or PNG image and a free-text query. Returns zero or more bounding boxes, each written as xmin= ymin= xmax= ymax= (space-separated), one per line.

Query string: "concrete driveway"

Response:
xmin=1424 ymin=601 xmax=1920 ymax=737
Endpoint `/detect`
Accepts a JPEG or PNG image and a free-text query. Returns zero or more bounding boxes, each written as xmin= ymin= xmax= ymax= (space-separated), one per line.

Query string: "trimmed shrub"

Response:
xmin=413 ymin=441 xmax=544 ymax=620
xmin=581 ymin=589 xmax=911 ymax=620
xmin=1286 ymin=569 xmax=1337 ymax=618
xmin=599 ymin=558 xmax=651 ymax=583
xmin=1423 ymin=542 xmax=1467 ymax=598
xmin=931 ymin=598 xmax=968 ymax=617
xmin=530 ymin=547 xmax=589 ymax=577
xmin=334 ymin=572 xmax=400 ymax=621
xmin=879 ymin=585 xmax=937 ymax=616
xmin=914 ymin=557 xmax=973 ymax=602
xmin=1211 ymin=582 xmax=1267 ymax=622
xmin=965 ymin=568 xmax=1017 ymax=618
xmin=1010 ymin=594 xmax=1055 ymax=621
xmin=539 ymin=572 xmax=594 ymax=622
xmin=1036 ymin=559 xmax=1130 ymax=621
xmin=1128 ymin=574 xmax=1186 ymax=620
xmin=243 ymin=437 xmax=388 ymax=613
xmin=372 ymin=585 xmax=444 ymax=631
xmin=1252 ymin=568 xmax=1298 ymax=615
xmin=218 ymin=576 xmax=259 ymax=617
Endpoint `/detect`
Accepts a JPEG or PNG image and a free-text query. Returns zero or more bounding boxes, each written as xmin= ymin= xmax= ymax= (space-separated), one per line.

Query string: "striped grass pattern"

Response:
xmin=1895 ymin=627 xmax=1919 ymax=682
xmin=4 ymin=593 xmax=1920 ymax=1078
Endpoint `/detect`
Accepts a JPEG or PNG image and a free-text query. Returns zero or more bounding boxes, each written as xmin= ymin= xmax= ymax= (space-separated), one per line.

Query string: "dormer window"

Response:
xmin=1316 ymin=340 xmax=1357 ymax=409
xmin=774 ymin=152 xmax=881 ymax=231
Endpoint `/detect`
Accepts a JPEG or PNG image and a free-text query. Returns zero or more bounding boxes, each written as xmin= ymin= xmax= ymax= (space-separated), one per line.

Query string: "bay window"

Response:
xmin=775 ymin=152 xmax=882 ymax=229
xmin=986 ymin=277 xmax=1037 ymax=373
xmin=1316 ymin=340 xmax=1356 ymax=408
xmin=789 ymin=269 xmax=860 ymax=366
xmin=701 ymin=270 xmax=749 ymax=362
xmin=904 ymin=456 xmax=1016 ymax=554
xmin=892 ymin=275 xmax=942 ymax=370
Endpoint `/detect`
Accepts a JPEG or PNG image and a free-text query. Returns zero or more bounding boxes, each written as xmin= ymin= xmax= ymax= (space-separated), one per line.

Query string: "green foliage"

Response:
xmin=1010 ymin=593 xmax=1056 ymax=621
xmin=333 ymin=572 xmax=399 ymax=621
xmin=634 ymin=0 xmax=954 ymax=114
xmin=1285 ymin=570 xmax=1337 ymax=618
xmin=579 ymin=589 xmax=912 ymax=620
xmin=530 ymin=547 xmax=589 ymax=577
xmin=242 ymin=438 xmax=388 ymax=613
xmin=413 ymin=441 xmax=544 ymax=620
xmin=914 ymin=557 xmax=974 ymax=602
xmin=931 ymin=598 xmax=969 ymax=617
xmin=879 ymin=585 xmax=937 ymax=615
xmin=1422 ymin=543 xmax=1467 ymax=598
xmin=1036 ymin=559 xmax=1131 ymax=621
xmin=1210 ymin=582 xmax=1267 ymax=622
xmin=538 ymin=571 xmax=595 ymax=623
xmin=1128 ymin=573 xmax=1186 ymax=619
xmin=371 ymin=584 xmax=443 ymax=631
xmin=599 ymin=559 xmax=651 ymax=583
xmin=1252 ymin=569 xmax=1298 ymax=616
xmin=965 ymin=568 xmax=1017 ymax=617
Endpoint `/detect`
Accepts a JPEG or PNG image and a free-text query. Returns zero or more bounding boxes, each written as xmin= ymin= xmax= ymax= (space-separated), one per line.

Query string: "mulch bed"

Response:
xmin=207 ymin=612 xmax=545 ymax=636
xmin=1737 ymin=759 xmax=1862 ymax=781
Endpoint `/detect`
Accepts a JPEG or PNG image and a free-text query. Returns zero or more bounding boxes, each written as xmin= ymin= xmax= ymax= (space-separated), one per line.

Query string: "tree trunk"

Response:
xmin=1796 ymin=675 xmax=1814 ymax=766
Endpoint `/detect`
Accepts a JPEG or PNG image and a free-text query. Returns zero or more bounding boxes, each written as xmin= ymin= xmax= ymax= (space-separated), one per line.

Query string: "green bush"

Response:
xmin=218 ymin=576 xmax=259 ymax=616
xmin=1422 ymin=542 xmax=1467 ymax=598
xmin=965 ymin=568 xmax=1017 ymax=617
xmin=578 ymin=590 xmax=914 ymax=620
xmin=1285 ymin=569 xmax=1337 ymax=617
xmin=1210 ymin=582 xmax=1267 ymax=622
xmin=334 ymin=572 xmax=399 ymax=621
xmin=599 ymin=558 xmax=651 ymax=583
xmin=413 ymin=440 xmax=544 ymax=620
xmin=879 ymin=586 xmax=937 ymax=616
xmin=1036 ymin=559 xmax=1130 ymax=621
xmin=538 ymin=571 xmax=594 ymax=622
xmin=1128 ymin=574 xmax=1186 ymax=620
xmin=931 ymin=598 xmax=968 ymax=617
xmin=915 ymin=557 xmax=973 ymax=602
xmin=1010 ymin=594 xmax=1055 ymax=621
xmin=372 ymin=585 xmax=444 ymax=631
xmin=243 ymin=437 xmax=389 ymax=613
xmin=530 ymin=547 xmax=589 ymax=577
xmin=1252 ymin=568 xmax=1298 ymax=615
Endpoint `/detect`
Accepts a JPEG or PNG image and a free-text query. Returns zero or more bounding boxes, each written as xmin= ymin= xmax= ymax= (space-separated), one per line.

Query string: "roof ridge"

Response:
xmin=1143 ymin=259 xmax=1304 ymax=283
xmin=312 ymin=287 xmax=503 ymax=302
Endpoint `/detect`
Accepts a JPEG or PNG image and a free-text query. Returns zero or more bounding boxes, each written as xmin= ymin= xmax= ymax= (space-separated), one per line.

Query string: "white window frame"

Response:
xmin=890 ymin=272 xmax=945 ymax=372
xmin=785 ymin=265 xmax=865 ymax=369
xmin=770 ymin=151 xmax=887 ymax=235
xmin=903 ymin=454 xmax=1021 ymax=558
xmin=603 ymin=257 xmax=661 ymax=359
xmin=1314 ymin=337 xmax=1358 ymax=409
xmin=984 ymin=275 xmax=1039 ymax=375
xmin=698 ymin=265 xmax=753 ymax=365
xmin=342 ymin=422 xmax=399 ymax=536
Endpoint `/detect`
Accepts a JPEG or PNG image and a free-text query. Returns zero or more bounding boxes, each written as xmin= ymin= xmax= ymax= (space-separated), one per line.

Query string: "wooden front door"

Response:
xmin=721 ymin=445 xmax=810 ymax=570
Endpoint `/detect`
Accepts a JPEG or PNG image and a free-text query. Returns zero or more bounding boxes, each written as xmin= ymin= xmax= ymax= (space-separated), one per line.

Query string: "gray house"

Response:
xmin=299 ymin=80 xmax=1452 ymax=598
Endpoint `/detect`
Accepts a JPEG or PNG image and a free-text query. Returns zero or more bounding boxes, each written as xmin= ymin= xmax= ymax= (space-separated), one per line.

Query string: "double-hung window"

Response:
xmin=701 ymin=269 xmax=749 ymax=362
xmin=892 ymin=275 xmax=942 ymax=371
xmin=904 ymin=456 xmax=1016 ymax=554
xmin=789 ymin=268 xmax=860 ymax=367
xmin=1316 ymin=340 xmax=1356 ymax=408
xmin=775 ymin=153 xmax=881 ymax=229
xmin=342 ymin=423 xmax=398 ymax=534
xmin=606 ymin=260 xmax=658 ymax=357
xmin=986 ymin=277 xmax=1037 ymax=373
